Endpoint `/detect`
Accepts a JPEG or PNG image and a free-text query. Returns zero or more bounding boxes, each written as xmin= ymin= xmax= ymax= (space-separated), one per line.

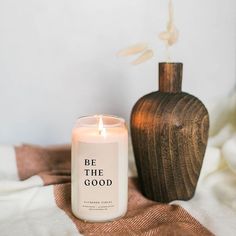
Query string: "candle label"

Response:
xmin=77 ymin=141 xmax=119 ymax=214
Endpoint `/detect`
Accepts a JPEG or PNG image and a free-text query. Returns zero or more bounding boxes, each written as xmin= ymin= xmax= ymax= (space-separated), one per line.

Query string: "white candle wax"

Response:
xmin=71 ymin=115 xmax=128 ymax=222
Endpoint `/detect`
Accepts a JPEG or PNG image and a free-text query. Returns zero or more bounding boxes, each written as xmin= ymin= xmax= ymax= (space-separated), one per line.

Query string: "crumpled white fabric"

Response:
xmin=204 ymin=92 xmax=236 ymax=205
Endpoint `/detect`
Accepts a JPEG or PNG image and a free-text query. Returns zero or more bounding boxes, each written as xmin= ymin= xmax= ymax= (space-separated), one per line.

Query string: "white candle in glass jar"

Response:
xmin=71 ymin=115 xmax=128 ymax=222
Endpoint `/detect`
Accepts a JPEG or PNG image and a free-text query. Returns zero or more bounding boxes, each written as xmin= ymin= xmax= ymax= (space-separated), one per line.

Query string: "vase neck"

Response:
xmin=159 ymin=62 xmax=183 ymax=93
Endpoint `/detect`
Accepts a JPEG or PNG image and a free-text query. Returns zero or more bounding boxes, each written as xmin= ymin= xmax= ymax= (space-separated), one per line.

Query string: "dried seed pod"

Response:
xmin=117 ymin=43 xmax=148 ymax=56
xmin=132 ymin=49 xmax=154 ymax=65
xmin=159 ymin=32 xmax=171 ymax=41
xmin=167 ymin=28 xmax=179 ymax=46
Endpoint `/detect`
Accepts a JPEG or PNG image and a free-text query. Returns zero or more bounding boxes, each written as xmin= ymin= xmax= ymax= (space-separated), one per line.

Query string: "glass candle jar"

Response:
xmin=71 ymin=115 xmax=128 ymax=222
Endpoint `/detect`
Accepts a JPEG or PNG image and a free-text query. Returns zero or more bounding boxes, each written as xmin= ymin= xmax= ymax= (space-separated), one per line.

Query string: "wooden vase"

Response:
xmin=130 ymin=63 xmax=209 ymax=203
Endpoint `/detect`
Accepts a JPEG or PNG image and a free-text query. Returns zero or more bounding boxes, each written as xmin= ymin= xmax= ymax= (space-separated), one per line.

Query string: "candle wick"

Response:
xmin=99 ymin=128 xmax=106 ymax=137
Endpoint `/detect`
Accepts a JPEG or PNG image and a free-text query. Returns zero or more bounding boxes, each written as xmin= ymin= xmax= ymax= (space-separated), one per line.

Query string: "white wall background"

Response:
xmin=0 ymin=0 xmax=235 ymax=145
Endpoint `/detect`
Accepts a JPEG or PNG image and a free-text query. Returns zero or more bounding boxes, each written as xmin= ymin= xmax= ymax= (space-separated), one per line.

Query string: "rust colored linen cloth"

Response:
xmin=12 ymin=144 xmax=212 ymax=236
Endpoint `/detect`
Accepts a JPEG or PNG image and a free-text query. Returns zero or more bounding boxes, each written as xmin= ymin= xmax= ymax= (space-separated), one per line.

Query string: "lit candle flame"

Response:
xmin=98 ymin=116 xmax=106 ymax=136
